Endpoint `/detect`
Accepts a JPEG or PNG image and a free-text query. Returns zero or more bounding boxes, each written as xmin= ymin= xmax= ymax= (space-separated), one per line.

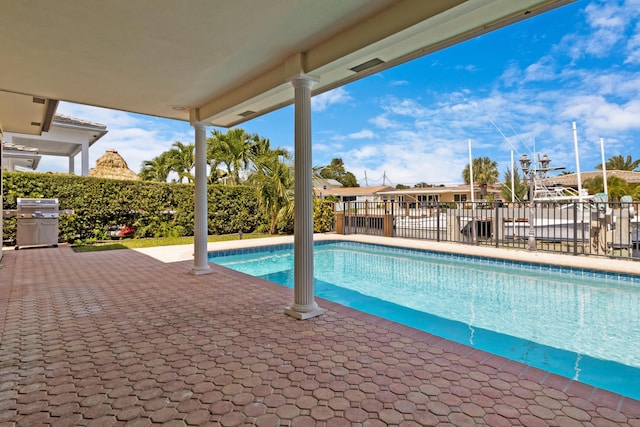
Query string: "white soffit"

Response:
xmin=0 ymin=91 xmax=57 ymax=135
xmin=0 ymin=0 xmax=573 ymax=131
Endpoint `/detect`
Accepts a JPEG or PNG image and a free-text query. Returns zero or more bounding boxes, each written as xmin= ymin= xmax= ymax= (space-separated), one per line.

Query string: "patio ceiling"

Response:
xmin=0 ymin=0 xmax=573 ymax=134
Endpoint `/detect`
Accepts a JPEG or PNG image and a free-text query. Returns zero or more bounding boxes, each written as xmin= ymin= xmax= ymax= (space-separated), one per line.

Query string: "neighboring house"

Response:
xmin=377 ymin=184 xmax=503 ymax=206
xmin=541 ymin=170 xmax=640 ymax=189
xmin=2 ymin=114 xmax=108 ymax=176
xmin=316 ymin=185 xmax=393 ymax=203
xmin=1 ymin=141 xmax=41 ymax=172
xmin=312 ymin=177 xmax=342 ymax=191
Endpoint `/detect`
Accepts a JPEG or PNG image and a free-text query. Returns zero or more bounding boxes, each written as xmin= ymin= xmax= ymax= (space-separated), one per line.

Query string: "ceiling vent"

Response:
xmin=32 ymin=97 xmax=46 ymax=104
xmin=350 ymin=58 xmax=385 ymax=73
xmin=239 ymin=110 xmax=255 ymax=117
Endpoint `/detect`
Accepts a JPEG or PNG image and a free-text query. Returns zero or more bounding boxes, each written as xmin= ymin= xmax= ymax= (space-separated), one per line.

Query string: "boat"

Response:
xmin=394 ymin=213 xmax=447 ymax=230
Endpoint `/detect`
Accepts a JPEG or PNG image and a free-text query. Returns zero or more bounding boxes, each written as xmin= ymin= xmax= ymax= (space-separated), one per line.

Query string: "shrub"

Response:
xmin=2 ymin=172 xmax=259 ymax=243
xmin=2 ymin=172 xmax=334 ymax=244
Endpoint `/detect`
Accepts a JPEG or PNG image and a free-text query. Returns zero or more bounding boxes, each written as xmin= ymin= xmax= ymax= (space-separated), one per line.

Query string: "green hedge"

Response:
xmin=2 ymin=172 xmax=259 ymax=243
xmin=2 ymin=172 xmax=336 ymax=244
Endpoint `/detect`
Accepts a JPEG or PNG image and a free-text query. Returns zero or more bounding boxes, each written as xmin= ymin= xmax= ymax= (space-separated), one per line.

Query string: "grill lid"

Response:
xmin=16 ymin=198 xmax=59 ymax=209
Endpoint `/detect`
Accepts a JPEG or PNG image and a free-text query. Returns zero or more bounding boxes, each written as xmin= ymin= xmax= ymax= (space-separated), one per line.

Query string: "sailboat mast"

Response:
xmin=572 ymin=122 xmax=583 ymax=203
xmin=600 ymin=137 xmax=607 ymax=195
xmin=468 ymin=139 xmax=475 ymax=203
xmin=511 ymin=150 xmax=515 ymax=203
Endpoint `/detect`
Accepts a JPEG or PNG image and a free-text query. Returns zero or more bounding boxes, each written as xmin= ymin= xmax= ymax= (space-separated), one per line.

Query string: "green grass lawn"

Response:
xmin=72 ymin=233 xmax=273 ymax=252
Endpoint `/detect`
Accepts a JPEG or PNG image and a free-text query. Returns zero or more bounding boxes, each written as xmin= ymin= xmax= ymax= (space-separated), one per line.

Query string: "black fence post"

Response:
xmin=573 ymin=202 xmax=578 ymax=256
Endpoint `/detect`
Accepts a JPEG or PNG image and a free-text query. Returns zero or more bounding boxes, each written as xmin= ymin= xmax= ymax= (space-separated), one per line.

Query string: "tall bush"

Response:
xmin=2 ymin=172 xmax=259 ymax=243
xmin=2 ymin=172 xmax=334 ymax=244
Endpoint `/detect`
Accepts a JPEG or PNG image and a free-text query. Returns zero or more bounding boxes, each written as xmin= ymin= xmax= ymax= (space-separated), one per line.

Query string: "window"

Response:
xmin=418 ymin=195 xmax=439 ymax=202
xmin=342 ymin=196 xmax=356 ymax=202
xmin=454 ymin=194 xmax=467 ymax=202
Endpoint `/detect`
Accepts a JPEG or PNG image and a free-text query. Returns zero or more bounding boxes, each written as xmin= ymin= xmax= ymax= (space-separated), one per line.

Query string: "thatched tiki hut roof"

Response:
xmin=89 ymin=149 xmax=139 ymax=180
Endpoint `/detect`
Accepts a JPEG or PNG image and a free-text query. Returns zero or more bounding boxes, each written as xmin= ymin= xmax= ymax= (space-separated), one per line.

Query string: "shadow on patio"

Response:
xmin=1 ymin=244 xmax=638 ymax=426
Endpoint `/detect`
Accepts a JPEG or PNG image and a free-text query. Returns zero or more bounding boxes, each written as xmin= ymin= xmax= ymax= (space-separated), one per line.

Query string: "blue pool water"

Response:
xmin=209 ymin=240 xmax=640 ymax=399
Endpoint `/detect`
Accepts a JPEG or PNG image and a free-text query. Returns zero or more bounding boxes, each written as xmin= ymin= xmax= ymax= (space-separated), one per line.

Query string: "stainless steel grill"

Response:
xmin=14 ymin=198 xmax=60 ymax=249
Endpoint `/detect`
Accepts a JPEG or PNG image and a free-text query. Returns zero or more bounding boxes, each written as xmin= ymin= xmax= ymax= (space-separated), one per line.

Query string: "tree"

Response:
xmin=414 ymin=182 xmax=431 ymax=188
xmin=595 ymin=155 xmax=640 ymax=171
xmin=245 ymin=135 xmax=295 ymax=234
xmin=166 ymin=141 xmax=195 ymax=183
xmin=583 ymin=175 xmax=637 ymax=201
xmin=462 ymin=157 xmax=499 ymax=197
xmin=319 ymin=158 xmax=360 ymax=187
xmin=248 ymin=135 xmax=291 ymax=168
xmin=248 ymin=152 xmax=294 ymax=234
xmin=140 ymin=152 xmax=172 ymax=182
xmin=500 ymin=166 xmax=528 ymax=202
xmin=207 ymin=128 xmax=253 ymax=185
xmin=396 ymin=184 xmax=410 ymax=189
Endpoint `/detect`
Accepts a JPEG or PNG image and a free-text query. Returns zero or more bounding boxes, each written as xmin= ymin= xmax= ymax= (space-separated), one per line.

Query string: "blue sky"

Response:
xmin=53 ymin=0 xmax=640 ymax=187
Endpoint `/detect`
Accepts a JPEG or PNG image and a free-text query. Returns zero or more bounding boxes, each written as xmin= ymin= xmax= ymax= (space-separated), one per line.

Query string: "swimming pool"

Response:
xmin=209 ymin=240 xmax=640 ymax=399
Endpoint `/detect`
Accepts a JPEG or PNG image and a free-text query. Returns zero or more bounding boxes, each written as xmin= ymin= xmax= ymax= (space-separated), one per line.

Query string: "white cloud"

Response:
xmin=348 ymin=129 xmax=374 ymax=139
xmin=382 ymin=98 xmax=427 ymax=118
xmin=56 ymin=102 xmax=143 ymax=128
xmin=499 ymin=62 xmax=523 ymax=87
xmin=625 ymin=22 xmax=640 ymax=64
xmin=311 ymin=87 xmax=351 ymax=112
xmin=455 ymin=64 xmax=478 ymax=72
xmin=560 ymin=1 xmax=640 ymax=61
xmin=389 ymin=80 xmax=409 ymax=86
xmin=523 ymin=56 xmax=558 ymax=82
xmin=370 ymin=114 xmax=400 ymax=129
xmin=343 ymin=134 xmax=469 ymax=186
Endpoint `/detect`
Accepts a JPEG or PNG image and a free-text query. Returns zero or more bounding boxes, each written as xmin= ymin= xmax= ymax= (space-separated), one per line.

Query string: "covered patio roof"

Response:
xmin=1 ymin=0 xmax=572 ymax=131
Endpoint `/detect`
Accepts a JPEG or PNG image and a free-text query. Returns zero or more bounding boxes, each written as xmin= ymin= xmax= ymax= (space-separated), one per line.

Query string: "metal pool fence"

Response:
xmin=334 ymin=200 xmax=640 ymax=259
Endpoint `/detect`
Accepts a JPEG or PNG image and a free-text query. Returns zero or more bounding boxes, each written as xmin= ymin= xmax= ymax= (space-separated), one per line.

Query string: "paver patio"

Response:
xmin=1 ymin=243 xmax=639 ymax=426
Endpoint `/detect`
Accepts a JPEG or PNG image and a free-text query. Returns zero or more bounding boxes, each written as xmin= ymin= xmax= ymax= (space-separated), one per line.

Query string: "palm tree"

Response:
xmin=500 ymin=166 xmax=528 ymax=202
xmin=166 ymin=141 xmax=195 ymax=183
xmin=595 ymin=155 xmax=640 ymax=171
xmin=139 ymin=152 xmax=172 ymax=182
xmin=248 ymin=152 xmax=294 ymax=234
xmin=584 ymin=175 xmax=637 ymax=201
xmin=207 ymin=128 xmax=253 ymax=185
xmin=248 ymin=135 xmax=291 ymax=171
xmin=462 ymin=157 xmax=499 ymax=197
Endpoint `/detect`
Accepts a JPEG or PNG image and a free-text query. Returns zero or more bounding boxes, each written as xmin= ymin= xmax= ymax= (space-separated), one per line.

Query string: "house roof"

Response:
xmin=316 ymin=185 xmax=393 ymax=196
xmin=3 ymin=114 xmax=108 ymax=158
xmin=0 ymin=0 xmax=572 ymax=135
xmin=53 ymin=115 xmax=108 ymax=132
xmin=377 ymin=184 xmax=501 ymax=195
xmin=89 ymin=149 xmax=139 ymax=181
xmin=541 ymin=170 xmax=640 ymax=186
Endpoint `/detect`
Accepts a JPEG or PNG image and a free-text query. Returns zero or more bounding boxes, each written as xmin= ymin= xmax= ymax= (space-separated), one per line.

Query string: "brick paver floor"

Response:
xmin=1 ymin=245 xmax=639 ymax=426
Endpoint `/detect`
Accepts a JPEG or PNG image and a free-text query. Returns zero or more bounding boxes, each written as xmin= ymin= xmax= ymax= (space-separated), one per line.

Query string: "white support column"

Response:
xmin=81 ymin=142 xmax=89 ymax=176
xmin=285 ymin=75 xmax=324 ymax=320
xmin=0 ymin=133 xmax=3 ymax=261
xmin=68 ymin=155 xmax=75 ymax=175
xmin=191 ymin=121 xmax=213 ymax=275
